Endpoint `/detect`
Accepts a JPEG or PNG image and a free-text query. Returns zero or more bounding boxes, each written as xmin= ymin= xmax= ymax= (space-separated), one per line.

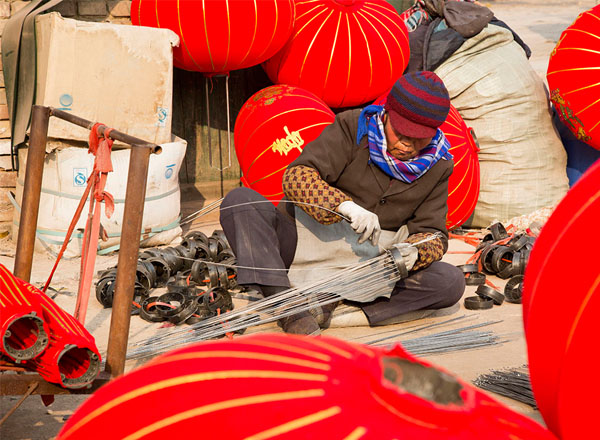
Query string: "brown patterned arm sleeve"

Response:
xmin=282 ymin=165 xmax=352 ymax=225
xmin=404 ymin=232 xmax=445 ymax=271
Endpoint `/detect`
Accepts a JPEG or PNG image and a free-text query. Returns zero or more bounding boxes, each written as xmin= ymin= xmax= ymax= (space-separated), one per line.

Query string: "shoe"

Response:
xmin=279 ymin=311 xmax=321 ymax=336
xmin=310 ymin=301 xmax=340 ymax=329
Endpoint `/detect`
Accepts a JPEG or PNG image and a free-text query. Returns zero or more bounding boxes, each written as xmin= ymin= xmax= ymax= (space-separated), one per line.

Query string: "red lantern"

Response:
xmin=0 ymin=265 xmax=49 ymax=362
xmin=522 ymin=159 xmax=600 ymax=438
xmin=263 ymin=0 xmax=410 ymax=108
xmin=58 ymin=333 xmax=556 ymax=440
xmin=234 ymin=85 xmax=335 ymax=203
xmin=131 ymin=0 xmax=296 ymax=74
xmin=547 ymin=5 xmax=600 ymax=149
xmin=440 ymin=105 xmax=480 ymax=230
xmin=0 ymin=264 xmax=101 ymax=389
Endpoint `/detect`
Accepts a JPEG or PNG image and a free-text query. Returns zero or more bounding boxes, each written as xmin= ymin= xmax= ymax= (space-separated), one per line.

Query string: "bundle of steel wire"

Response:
xmin=126 ymin=249 xmax=402 ymax=360
xmin=365 ymin=319 xmax=506 ymax=355
xmin=473 ymin=366 xmax=537 ymax=408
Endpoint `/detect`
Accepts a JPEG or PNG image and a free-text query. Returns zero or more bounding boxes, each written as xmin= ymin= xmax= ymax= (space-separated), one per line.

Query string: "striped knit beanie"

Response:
xmin=384 ymin=71 xmax=450 ymax=139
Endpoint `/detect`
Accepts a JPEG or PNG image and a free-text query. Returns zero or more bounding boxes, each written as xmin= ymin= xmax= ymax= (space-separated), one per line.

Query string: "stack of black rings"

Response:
xmin=95 ymin=230 xmax=238 ymax=325
xmin=460 ymin=222 xmax=533 ymax=310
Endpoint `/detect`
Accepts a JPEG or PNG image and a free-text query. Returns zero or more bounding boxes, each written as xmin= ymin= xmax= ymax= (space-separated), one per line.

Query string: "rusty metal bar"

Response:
xmin=49 ymin=107 xmax=163 ymax=154
xmin=0 ymin=372 xmax=111 ymax=396
xmin=13 ymin=105 xmax=50 ymax=282
xmin=104 ymin=145 xmax=151 ymax=378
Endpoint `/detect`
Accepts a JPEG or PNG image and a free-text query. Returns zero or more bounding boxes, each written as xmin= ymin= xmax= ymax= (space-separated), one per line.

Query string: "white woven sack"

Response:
xmin=435 ymin=24 xmax=568 ymax=227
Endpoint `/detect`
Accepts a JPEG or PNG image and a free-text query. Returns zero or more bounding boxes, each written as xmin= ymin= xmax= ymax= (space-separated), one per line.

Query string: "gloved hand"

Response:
xmin=394 ymin=242 xmax=419 ymax=272
xmin=337 ymin=201 xmax=381 ymax=245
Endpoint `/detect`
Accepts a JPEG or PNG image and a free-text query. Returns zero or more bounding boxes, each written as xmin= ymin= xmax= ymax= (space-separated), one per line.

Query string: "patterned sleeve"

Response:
xmin=404 ymin=232 xmax=445 ymax=271
xmin=282 ymin=165 xmax=352 ymax=225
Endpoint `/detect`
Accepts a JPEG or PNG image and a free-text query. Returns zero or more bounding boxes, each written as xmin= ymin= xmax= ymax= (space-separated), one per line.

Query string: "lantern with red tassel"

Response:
xmin=440 ymin=105 xmax=480 ymax=230
xmin=58 ymin=333 xmax=556 ymax=440
xmin=547 ymin=5 xmax=600 ymax=149
xmin=522 ymin=159 xmax=600 ymax=439
xmin=234 ymin=85 xmax=335 ymax=203
xmin=131 ymin=0 xmax=296 ymax=74
xmin=263 ymin=0 xmax=410 ymax=108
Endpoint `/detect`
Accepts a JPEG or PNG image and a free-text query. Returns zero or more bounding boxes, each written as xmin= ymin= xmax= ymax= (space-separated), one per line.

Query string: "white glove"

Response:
xmin=337 ymin=201 xmax=382 ymax=245
xmin=394 ymin=243 xmax=419 ymax=271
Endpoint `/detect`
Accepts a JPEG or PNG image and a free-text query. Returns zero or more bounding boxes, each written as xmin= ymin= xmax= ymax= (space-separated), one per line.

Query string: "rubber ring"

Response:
xmin=457 ymin=264 xmax=479 ymax=273
xmin=490 ymin=222 xmax=509 ymax=241
xmin=476 ymin=284 xmax=505 ymax=305
xmin=505 ymin=275 xmax=524 ymax=304
xmin=464 ymin=295 xmax=493 ymax=310
xmin=465 ymin=272 xmax=486 ymax=286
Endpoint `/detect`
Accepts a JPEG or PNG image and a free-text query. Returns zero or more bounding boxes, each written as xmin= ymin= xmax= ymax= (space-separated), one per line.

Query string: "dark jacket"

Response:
xmin=290 ymin=109 xmax=453 ymax=251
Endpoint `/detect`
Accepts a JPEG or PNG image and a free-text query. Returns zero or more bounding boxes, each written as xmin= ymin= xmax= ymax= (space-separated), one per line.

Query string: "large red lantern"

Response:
xmin=547 ymin=5 xmax=600 ymax=149
xmin=131 ymin=0 xmax=296 ymax=74
xmin=440 ymin=105 xmax=480 ymax=230
xmin=234 ymin=85 xmax=335 ymax=203
xmin=58 ymin=333 xmax=556 ymax=439
xmin=522 ymin=159 xmax=600 ymax=438
xmin=263 ymin=0 xmax=410 ymax=108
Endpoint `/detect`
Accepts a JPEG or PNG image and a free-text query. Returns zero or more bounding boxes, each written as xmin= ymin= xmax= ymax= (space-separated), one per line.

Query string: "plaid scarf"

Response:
xmin=356 ymin=105 xmax=452 ymax=183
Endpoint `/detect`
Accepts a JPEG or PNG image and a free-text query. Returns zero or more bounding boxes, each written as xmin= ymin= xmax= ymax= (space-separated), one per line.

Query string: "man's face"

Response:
xmin=384 ymin=114 xmax=433 ymax=161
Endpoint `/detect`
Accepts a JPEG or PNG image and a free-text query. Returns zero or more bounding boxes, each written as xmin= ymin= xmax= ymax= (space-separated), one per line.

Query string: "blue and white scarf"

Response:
xmin=356 ymin=105 xmax=452 ymax=183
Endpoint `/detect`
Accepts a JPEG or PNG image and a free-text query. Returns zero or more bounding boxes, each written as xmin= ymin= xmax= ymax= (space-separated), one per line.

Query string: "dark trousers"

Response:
xmin=219 ymin=187 xmax=465 ymax=325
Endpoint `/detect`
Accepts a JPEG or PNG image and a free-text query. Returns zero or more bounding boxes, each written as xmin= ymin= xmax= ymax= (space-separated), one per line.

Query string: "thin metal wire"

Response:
xmin=181 ymin=198 xmax=351 ymax=226
xmin=125 ymin=251 xmax=402 ymax=359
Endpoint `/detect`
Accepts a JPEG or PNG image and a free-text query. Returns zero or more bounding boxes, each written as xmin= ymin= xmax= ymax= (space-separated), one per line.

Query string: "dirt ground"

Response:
xmin=1 ymin=0 xmax=598 ymax=438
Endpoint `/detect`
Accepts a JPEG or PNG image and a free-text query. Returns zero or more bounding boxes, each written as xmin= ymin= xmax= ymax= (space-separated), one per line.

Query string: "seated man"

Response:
xmin=220 ymin=71 xmax=465 ymax=335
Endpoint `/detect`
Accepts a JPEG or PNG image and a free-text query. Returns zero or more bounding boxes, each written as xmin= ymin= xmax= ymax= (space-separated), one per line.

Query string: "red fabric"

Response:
xmin=263 ymin=0 xmax=410 ymax=108
xmin=88 ymin=124 xmax=114 ymax=218
xmin=58 ymin=333 xmax=556 ymax=439
xmin=547 ymin=5 xmax=600 ymax=149
xmin=234 ymin=85 xmax=335 ymax=204
xmin=523 ymin=159 xmax=600 ymax=439
xmin=131 ymin=0 xmax=295 ymax=74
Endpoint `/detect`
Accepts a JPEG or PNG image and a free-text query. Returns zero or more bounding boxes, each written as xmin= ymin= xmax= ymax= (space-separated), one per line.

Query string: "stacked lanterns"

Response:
xmin=131 ymin=0 xmax=296 ymax=74
xmin=234 ymin=85 xmax=335 ymax=203
xmin=58 ymin=333 xmax=556 ymax=439
xmin=440 ymin=105 xmax=481 ymax=230
xmin=263 ymin=0 xmax=410 ymax=108
xmin=0 ymin=265 xmax=100 ymax=389
xmin=523 ymin=160 xmax=600 ymax=439
xmin=547 ymin=5 xmax=600 ymax=149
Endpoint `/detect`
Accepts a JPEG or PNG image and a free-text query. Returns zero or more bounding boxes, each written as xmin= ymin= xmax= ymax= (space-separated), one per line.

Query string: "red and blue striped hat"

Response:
xmin=384 ymin=71 xmax=450 ymax=139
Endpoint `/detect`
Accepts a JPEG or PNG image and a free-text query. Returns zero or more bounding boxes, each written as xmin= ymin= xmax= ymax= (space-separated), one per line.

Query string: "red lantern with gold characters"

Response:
xmin=58 ymin=333 xmax=556 ymax=440
xmin=131 ymin=0 xmax=296 ymax=74
xmin=547 ymin=5 xmax=600 ymax=149
xmin=234 ymin=85 xmax=335 ymax=203
xmin=440 ymin=105 xmax=480 ymax=230
xmin=523 ymin=159 xmax=600 ymax=439
xmin=263 ymin=0 xmax=410 ymax=108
